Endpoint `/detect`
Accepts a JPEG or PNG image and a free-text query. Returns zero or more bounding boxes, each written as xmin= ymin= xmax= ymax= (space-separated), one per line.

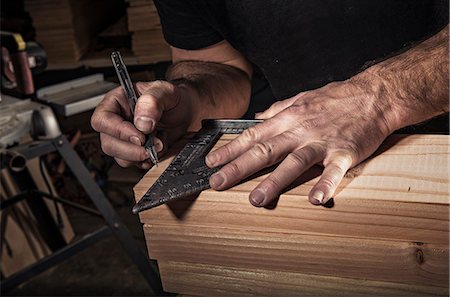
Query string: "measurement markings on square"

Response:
xmin=132 ymin=119 xmax=262 ymax=213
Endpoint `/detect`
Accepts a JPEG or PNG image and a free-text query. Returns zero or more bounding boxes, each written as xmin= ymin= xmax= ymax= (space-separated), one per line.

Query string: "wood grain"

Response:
xmin=145 ymin=225 xmax=448 ymax=287
xmin=134 ymin=134 xmax=449 ymax=295
xmin=135 ymin=134 xmax=449 ymax=204
xmin=159 ymin=261 xmax=449 ymax=297
xmin=25 ymin=0 xmax=123 ymax=65
xmin=127 ymin=0 xmax=171 ymax=63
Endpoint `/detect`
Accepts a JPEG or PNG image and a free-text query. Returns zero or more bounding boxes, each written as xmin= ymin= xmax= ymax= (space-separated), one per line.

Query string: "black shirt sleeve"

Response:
xmin=153 ymin=0 xmax=224 ymax=50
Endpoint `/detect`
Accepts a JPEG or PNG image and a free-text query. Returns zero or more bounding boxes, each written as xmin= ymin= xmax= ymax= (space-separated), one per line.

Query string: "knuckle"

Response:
xmin=286 ymin=152 xmax=308 ymax=168
xmin=113 ymin=120 xmax=128 ymax=141
xmin=90 ymin=112 xmax=100 ymax=131
xmin=320 ymin=177 xmax=336 ymax=190
xmin=327 ymin=152 xmax=353 ymax=171
xmin=100 ymin=139 xmax=113 ymax=156
xmin=264 ymin=176 xmax=282 ymax=192
xmin=284 ymin=105 xmax=303 ymax=115
xmin=242 ymin=126 xmax=260 ymax=142
xmin=252 ymin=142 xmax=274 ymax=162
xmin=225 ymin=162 xmax=241 ymax=177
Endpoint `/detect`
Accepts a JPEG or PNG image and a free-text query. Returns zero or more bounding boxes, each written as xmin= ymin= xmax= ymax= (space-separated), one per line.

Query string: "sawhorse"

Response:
xmin=0 ymin=135 xmax=165 ymax=295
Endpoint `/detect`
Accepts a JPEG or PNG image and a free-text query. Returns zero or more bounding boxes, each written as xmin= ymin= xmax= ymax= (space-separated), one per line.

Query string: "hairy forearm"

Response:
xmin=166 ymin=61 xmax=251 ymax=130
xmin=354 ymin=25 xmax=449 ymax=133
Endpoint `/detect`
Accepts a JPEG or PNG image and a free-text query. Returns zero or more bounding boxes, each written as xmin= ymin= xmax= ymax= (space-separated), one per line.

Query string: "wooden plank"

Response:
xmin=158 ymin=261 xmax=449 ymax=297
xmin=135 ymin=134 xmax=449 ymax=244
xmin=25 ymin=0 xmax=124 ymax=65
xmin=135 ymin=134 xmax=449 ymax=205
xmin=144 ymin=225 xmax=448 ymax=287
xmin=134 ymin=134 xmax=449 ymax=295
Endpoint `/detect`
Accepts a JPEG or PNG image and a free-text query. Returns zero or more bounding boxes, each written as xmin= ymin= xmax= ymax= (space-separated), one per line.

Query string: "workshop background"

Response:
xmin=1 ymin=1 xmax=449 ymax=296
xmin=1 ymin=0 xmax=171 ymax=295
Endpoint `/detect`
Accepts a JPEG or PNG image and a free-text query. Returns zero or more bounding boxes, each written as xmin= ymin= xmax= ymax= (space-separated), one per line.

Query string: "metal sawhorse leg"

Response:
xmin=0 ymin=135 xmax=165 ymax=295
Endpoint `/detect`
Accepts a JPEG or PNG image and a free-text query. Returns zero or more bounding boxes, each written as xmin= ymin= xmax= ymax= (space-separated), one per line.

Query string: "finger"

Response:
xmin=308 ymin=152 xmax=353 ymax=205
xmin=103 ymin=86 xmax=135 ymax=118
xmin=249 ymin=144 xmax=325 ymax=207
xmin=100 ymin=133 xmax=149 ymax=162
xmin=209 ymin=133 xmax=299 ymax=191
xmin=91 ymin=89 xmax=146 ymax=144
xmin=206 ymin=117 xmax=287 ymax=168
xmin=134 ymin=81 xmax=181 ymax=134
xmin=93 ymin=112 xmax=146 ymax=145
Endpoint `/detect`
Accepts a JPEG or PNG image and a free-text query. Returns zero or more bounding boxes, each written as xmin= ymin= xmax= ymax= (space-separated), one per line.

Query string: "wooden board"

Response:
xmin=159 ymin=261 xmax=449 ymax=297
xmin=134 ymin=134 xmax=449 ymax=296
xmin=25 ymin=0 xmax=123 ymax=65
xmin=127 ymin=1 xmax=171 ymax=63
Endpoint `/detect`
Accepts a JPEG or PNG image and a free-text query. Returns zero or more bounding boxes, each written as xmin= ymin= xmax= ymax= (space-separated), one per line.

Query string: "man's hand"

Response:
xmin=206 ymin=25 xmax=448 ymax=207
xmin=206 ymin=78 xmax=392 ymax=206
xmin=91 ymin=81 xmax=193 ymax=169
xmin=92 ymin=41 xmax=252 ymax=170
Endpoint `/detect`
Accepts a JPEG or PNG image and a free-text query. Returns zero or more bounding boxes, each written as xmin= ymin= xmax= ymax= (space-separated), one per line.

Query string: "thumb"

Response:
xmin=133 ymin=81 xmax=180 ymax=134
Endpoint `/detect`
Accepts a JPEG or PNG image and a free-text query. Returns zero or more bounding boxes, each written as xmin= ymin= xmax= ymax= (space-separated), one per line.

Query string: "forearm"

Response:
xmin=353 ymin=25 xmax=449 ymax=133
xmin=166 ymin=61 xmax=251 ymax=131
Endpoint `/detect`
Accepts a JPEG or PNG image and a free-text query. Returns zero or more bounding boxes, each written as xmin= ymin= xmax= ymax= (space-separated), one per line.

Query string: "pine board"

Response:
xmin=145 ymin=225 xmax=448 ymax=287
xmin=134 ymin=134 xmax=449 ymax=295
xmin=159 ymin=261 xmax=449 ymax=297
xmin=25 ymin=0 xmax=123 ymax=64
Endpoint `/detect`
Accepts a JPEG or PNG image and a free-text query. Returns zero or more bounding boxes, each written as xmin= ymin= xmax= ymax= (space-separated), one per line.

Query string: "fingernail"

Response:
xmin=311 ymin=191 xmax=324 ymax=205
xmin=210 ymin=172 xmax=224 ymax=188
xmin=135 ymin=117 xmax=154 ymax=132
xmin=206 ymin=153 xmax=217 ymax=167
xmin=250 ymin=189 xmax=265 ymax=206
xmin=130 ymin=136 xmax=142 ymax=146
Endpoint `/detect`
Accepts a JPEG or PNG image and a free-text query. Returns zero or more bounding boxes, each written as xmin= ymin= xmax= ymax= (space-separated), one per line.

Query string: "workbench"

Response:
xmin=134 ymin=134 xmax=449 ymax=296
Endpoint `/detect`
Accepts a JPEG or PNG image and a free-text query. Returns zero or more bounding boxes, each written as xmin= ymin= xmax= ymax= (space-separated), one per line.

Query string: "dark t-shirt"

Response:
xmin=154 ymin=0 xmax=448 ymax=101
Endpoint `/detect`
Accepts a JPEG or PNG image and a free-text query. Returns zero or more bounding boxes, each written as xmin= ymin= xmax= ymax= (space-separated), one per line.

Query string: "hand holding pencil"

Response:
xmin=110 ymin=51 xmax=159 ymax=166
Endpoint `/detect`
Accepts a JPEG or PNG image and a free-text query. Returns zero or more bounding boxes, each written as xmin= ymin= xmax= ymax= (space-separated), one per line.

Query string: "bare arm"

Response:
xmin=91 ymin=40 xmax=252 ymax=168
xmin=206 ymin=25 xmax=449 ymax=207
xmin=166 ymin=59 xmax=251 ymax=131
xmin=360 ymin=25 xmax=449 ymax=132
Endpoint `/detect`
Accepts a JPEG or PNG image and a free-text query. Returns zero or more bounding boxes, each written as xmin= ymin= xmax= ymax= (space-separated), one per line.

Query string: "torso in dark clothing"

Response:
xmin=154 ymin=0 xmax=448 ymax=100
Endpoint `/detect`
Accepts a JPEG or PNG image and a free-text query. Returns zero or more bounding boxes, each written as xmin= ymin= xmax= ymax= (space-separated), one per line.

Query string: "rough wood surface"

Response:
xmin=25 ymin=0 xmax=123 ymax=65
xmin=127 ymin=0 xmax=171 ymax=63
xmin=135 ymin=134 xmax=449 ymax=205
xmin=159 ymin=261 xmax=449 ymax=297
xmin=134 ymin=134 xmax=449 ymax=296
xmin=145 ymin=225 xmax=448 ymax=287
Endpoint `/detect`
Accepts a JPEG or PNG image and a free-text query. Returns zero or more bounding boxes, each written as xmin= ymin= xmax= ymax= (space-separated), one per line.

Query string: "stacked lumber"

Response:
xmin=25 ymin=0 xmax=123 ymax=66
xmin=127 ymin=0 xmax=171 ymax=63
xmin=134 ymin=134 xmax=449 ymax=296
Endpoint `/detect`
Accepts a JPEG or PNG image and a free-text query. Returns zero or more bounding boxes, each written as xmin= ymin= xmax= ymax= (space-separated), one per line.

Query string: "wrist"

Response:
xmin=349 ymin=67 xmax=405 ymax=135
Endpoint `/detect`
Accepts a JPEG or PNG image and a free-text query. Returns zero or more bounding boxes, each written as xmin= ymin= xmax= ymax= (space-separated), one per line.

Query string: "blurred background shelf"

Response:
xmin=11 ymin=0 xmax=172 ymax=70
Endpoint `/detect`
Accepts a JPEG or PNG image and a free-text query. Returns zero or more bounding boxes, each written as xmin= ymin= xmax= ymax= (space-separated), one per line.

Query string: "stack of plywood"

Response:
xmin=25 ymin=0 xmax=123 ymax=66
xmin=134 ymin=134 xmax=449 ymax=296
xmin=127 ymin=0 xmax=171 ymax=63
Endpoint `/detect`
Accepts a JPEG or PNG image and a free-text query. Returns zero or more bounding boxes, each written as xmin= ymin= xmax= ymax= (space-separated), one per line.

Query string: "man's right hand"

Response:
xmin=91 ymin=80 xmax=193 ymax=169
